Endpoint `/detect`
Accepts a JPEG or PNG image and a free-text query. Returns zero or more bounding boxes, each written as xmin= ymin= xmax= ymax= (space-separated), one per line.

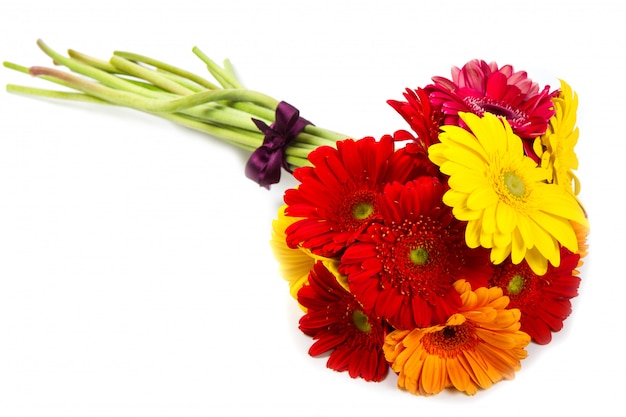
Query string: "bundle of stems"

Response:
xmin=3 ymin=39 xmax=348 ymax=170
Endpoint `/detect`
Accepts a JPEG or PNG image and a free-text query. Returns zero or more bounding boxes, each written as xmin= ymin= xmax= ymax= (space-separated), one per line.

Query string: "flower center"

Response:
xmin=352 ymin=310 xmax=371 ymax=333
xmin=422 ymin=321 xmax=478 ymax=358
xmin=489 ymin=261 xmax=538 ymax=305
xmin=353 ymin=202 xmax=374 ymax=220
xmin=464 ymin=96 xmax=528 ymax=125
xmin=375 ymin=216 xmax=465 ymax=298
xmin=409 ymin=247 xmax=430 ymax=265
xmin=335 ymin=189 xmax=378 ymax=232
xmin=507 ymin=274 xmax=525 ymax=295
xmin=503 ymin=172 xmax=525 ymax=197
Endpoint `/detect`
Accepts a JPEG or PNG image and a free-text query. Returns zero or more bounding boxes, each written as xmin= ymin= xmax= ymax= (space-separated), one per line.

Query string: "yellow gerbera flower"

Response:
xmin=533 ymin=79 xmax=581 ymax=195
xmin=383 ymin=280 xmax=530 ymax=396
xmin=270 ymin=205 xmax=339 ymax=306
xmin=428 ymin=112 xmax=589 ymax=275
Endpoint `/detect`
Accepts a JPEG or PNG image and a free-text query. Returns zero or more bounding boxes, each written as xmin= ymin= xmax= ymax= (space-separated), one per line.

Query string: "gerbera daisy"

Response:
xmin=428 ymin=112 xmax=589 ymax=275
xmin=284 ymin=135 xmax=418 ymax=257
xmin=298 ymin=261 xmax=389 ymax=382
xmin=270 ymin=205 xmax=333 ymax=304
xmin=490 ymin=247 xmax=581 ymax=344
xmin=388 ymin=87 xmax=443 ymax=148
xmin=533 ymin=79 xmax=581 ymax=195
xmin=383 ymin=280 xmax=530 ymax=396
xmin=340 ymin=176 xmax=492 ymax=329
xmin=426 ymin=59 xmax=557 ymax=158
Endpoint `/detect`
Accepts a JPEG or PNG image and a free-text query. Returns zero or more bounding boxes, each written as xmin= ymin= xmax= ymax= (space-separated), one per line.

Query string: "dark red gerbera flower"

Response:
xmin=340 ymin=176 xmax=491 ymax=329
xmin=298 ymin=261 xmax=389 ymax=382
xmin=489 ymin=247 xmax=581 ymax=344
xmin=284 ymin=135 xmax=419 ymax=258
xmin=425 ymin=59 xmax=558 ymax=159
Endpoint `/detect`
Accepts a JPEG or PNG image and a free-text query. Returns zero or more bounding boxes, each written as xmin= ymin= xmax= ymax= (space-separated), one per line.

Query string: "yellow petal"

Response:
xmin=490 ymin=244 xmax=511 ymax=265
xmin=530 ymin=210 xmax=578 ymax=255
xmin=467 ymin=186 xmax=499 ymax=210
xmin=510 ymin=228 xmax=527 ymax=265
xmin=438 ymin=123 xmax=488 ymax=159
xmin=495 ymin=201 xmax=518 ymax=234
xmin=537 ymin=184 xmax=589 ymax=226
xmin=524 ymin=246 xmax=548 ymax=275
xmin=465 ymin=220 xmax=483 ymax=248
xmin=481 ymin=202 xmax=497 ymax=235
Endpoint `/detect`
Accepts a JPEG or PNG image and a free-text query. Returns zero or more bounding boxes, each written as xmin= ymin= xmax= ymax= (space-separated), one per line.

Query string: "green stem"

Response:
xmin=231 ymin=102 xmax=276 ymax=121
xmin=154 ymin=112 xmax=311 ymax=168
xmin=153 ymin=70 xmax=205 ymax=93
xmin=6 ymin=84 xmax=109 ymax=104
xmin=69 ymin=50 xmax=208 ymax=95
xmin=192 ymin=46 xmax=242 ymax=89
xmin=67 ymin=49 xmax=120 ymax=73
xmin=180 ymin=102 xmax=270 ymax=133
xmin=30 ymin=65 xmax=279 ymax=113
xmin=4 ymin=61 xmax=108 ymax=96
xmin=158 ymin=112 xmax=262 ymax=149
xmin=36 ymin=39 xmax=165 ymax=100
xmin=304 ymin=125 xmax=350 ymax=143
xmin=113 ymin=50 xmax=219 ymax=90
xmin=5 ymin=40 xmax=352 ymax=174
xmin=109 ymin=55 xmax=194 ymax=96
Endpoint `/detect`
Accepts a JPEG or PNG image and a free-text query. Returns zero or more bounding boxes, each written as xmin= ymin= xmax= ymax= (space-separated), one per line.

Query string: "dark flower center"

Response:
xmin=464 ymin=96 xmax=528 ymax=125
xmin=422 ymin=322 xmax=478 ymax=358
xmin=442 ymin=326 xmax=456 ymax=339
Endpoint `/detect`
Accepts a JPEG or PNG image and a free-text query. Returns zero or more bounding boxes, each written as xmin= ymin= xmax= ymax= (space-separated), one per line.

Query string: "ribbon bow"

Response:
xmin=245 ymin=101 xmax=312 ymax=189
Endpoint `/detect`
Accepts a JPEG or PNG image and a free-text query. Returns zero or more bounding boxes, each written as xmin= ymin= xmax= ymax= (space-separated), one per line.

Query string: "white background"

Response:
xmin=0 ymin=1 xmax=622 ymax=416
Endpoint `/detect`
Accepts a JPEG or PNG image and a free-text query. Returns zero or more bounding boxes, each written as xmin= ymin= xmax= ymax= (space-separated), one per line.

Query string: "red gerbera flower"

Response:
xmin=298 ymin=261 xmax=389 ymax=382
xmin=340 ymin=176 xmax=491 ymax=329
xmin=284 ymin=135 xmax=418 ymax=257
xmin=387 ymin=87 xmax=444 ymax=149
xmin=489 ymin=247 xmax=581 ymax=344
xmin=426 ymin=59 xmax=558 ymax=159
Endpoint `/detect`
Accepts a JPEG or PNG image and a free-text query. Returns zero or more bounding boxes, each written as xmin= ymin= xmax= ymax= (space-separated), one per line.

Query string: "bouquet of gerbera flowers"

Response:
xmin=4 ymin=42 xmax=589 ymax=396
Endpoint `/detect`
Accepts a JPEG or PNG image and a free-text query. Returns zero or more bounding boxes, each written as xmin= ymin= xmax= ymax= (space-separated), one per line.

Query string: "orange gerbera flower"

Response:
xmin=572 ymin=220 xmax=589 ymax=273
xmin=383 ymin=280 xmax=530 ymax=396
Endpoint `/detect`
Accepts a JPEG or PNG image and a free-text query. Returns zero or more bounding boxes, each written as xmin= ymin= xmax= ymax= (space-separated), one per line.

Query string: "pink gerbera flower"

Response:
xmin=340 ymin=176 xmax=492 ymax=329
xmin=426 ymin=59 xmax=558 ymax=159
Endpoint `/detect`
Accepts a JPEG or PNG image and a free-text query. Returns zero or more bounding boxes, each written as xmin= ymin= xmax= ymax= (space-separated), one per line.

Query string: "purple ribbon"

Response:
xmin=245 ymin=101 xmax=312 ymax=189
